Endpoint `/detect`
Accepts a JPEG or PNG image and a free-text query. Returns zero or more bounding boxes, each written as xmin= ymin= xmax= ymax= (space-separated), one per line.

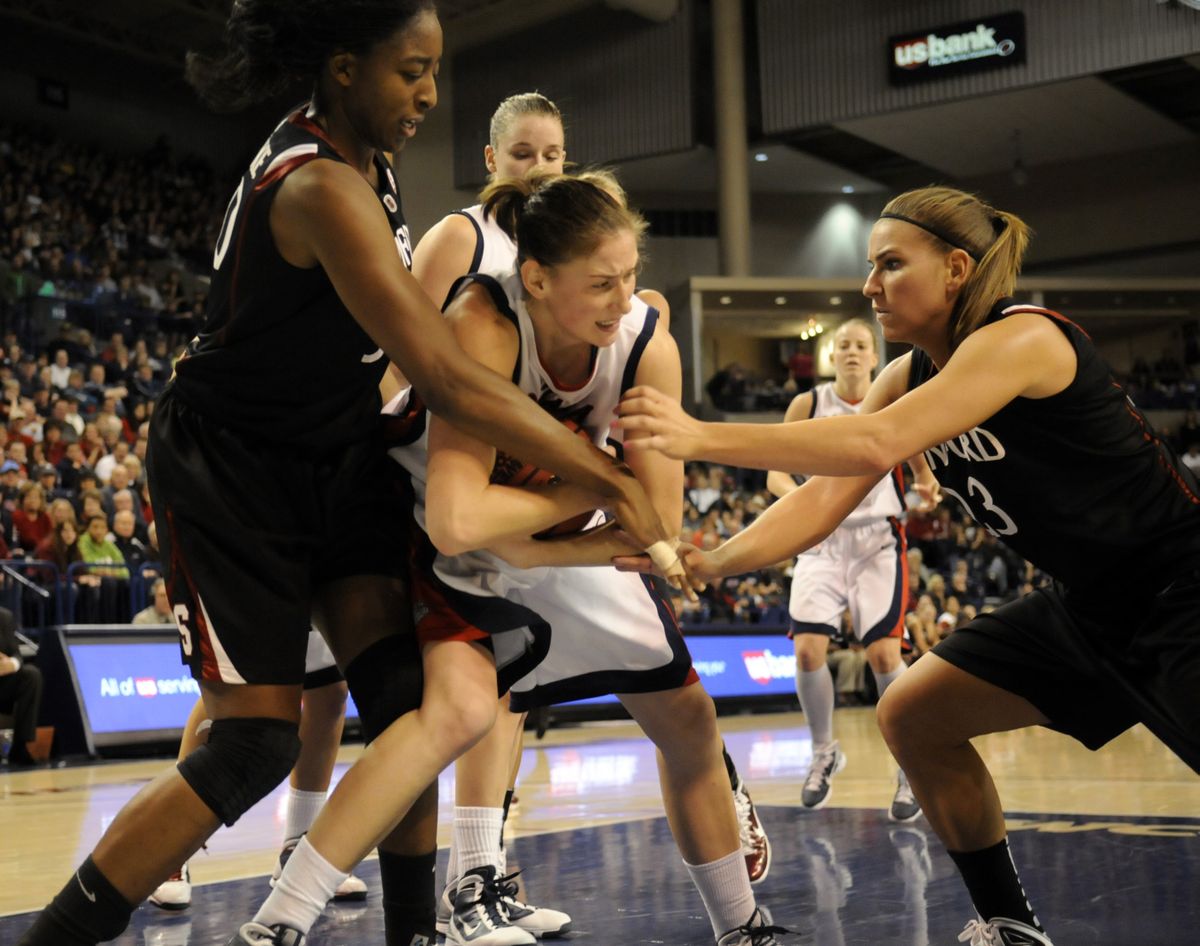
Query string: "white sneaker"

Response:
xmin=801 ymin=740 xmax=846 ymax=809
xmin=446 ymin=866 xmax=535 ymax=946
xmin=888 ymin=769 xmax=922 ymax=823
xmin=733 ymin=777 xmax=772 ymax=884
xmin=716 ymin=906 xmax=787 ymax=946
xmin=271 ymin=836 xmax=368 ymax=902
xmin=149 ymin=863 xmax=192 ymax=911
xmin=494 ymin=871 xmax=572 ymax=937
xmin=958 ymin=917 xmax=1054 ymax=946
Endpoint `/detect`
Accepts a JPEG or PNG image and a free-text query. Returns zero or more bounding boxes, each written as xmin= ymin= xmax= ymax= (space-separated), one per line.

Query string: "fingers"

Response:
xmin=646 ymin=538 xmax=701 ymax=601
xmin=613 ymin=553 xmax=654 ymax=573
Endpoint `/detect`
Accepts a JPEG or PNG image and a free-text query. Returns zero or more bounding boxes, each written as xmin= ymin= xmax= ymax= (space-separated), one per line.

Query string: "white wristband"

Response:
xmin=646 ymin=539 xmax=683 ymax=576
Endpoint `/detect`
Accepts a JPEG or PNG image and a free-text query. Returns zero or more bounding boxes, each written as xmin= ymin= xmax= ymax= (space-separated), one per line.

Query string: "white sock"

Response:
xmin=284 ymin=787 xmax=327 ymax=843
xmin=254 ymin=835 xmax=348 ymax=933
xmin=454 ymin=806 xmax=504 ymax=878
xmin=871 ymin=665 xmax=904 ymax=700
xmin=685 ymin=848 xmax=757 ymax=941
xmin=797 ymin=666 xmax=836 ymax=745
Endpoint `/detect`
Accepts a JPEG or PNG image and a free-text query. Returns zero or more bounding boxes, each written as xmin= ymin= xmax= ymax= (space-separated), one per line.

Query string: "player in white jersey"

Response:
xmin=405 ymin=96 xmax=766 ymax=939
xmin=766 ymin=320 xmax=938 ymax=821
xmin=391 ymin=173 xmax=780 ymax=946
xmin=148 ymin=632 xmax=366 ymax=911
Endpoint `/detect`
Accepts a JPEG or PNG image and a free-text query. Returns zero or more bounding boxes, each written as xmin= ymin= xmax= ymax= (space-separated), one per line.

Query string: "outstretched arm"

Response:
xmin=765 ymin=391 xmax=815 ymax=498
xmin=272 ymin=160 xmax=672 ymax=551
xmin=617 ymin=316 xmax=1077 ymax=476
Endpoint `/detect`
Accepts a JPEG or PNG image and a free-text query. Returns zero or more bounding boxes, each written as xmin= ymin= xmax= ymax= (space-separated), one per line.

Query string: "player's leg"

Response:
xmin=147 ymin=697 xmax=212 ymax=911
xmin=619 ymin=685 xmax=781 ymax=946
xmin=241 ymin=574 xmax=500 ymax=945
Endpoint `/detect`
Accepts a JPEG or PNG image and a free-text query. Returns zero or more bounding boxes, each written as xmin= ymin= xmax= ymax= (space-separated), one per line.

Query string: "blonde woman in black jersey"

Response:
xmin=617 ymin=185 xmax=1200 ymax=946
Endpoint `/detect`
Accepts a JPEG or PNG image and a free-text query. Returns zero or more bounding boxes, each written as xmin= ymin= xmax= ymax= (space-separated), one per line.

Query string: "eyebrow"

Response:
xmin=868 ymin=245 xmax=899 ymax=262
xmin=509 ymin=142 xmax=561 ymax=149
xmin=398 ymin=56 xmax=435 ymax=66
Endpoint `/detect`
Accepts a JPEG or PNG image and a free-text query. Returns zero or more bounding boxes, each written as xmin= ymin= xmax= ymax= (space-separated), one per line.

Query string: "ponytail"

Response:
xmin=881 ymin=187 xmax=1032 ymax=351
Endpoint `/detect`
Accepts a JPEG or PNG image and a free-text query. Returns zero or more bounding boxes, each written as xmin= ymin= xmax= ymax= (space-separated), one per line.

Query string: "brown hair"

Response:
xmin=489 ymin=92 xmax=563 ymax=151
xmin=835 ymin=317 xmax=879 ymax=354
xmin=881 ymin=186 xmax=1031 ymax=352
xmin=480 ymin=169 xmax=647 ymax=270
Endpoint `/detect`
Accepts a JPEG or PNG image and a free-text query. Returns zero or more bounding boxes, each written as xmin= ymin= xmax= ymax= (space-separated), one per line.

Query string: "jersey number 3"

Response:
xmin=943 ymin=477 xmax=1018 ymax=537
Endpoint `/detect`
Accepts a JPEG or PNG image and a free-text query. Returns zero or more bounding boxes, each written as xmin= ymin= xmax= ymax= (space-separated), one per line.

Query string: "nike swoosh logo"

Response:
xmin=75 ymin=871 xmax=96 ymax=903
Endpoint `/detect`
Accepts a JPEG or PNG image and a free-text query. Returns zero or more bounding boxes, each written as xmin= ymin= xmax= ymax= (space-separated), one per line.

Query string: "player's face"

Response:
xmin=343 ymin=11 xmax=442 ymax=153
xmin=863 ymin=219 xmax=956 ymax=347
xmin=487 ymin=116 xmax=565 ymax=178
xmin=832 ymin=324 xmax=877 ymax=380
xmin=540 ymin=230 xmax=639 ymax=348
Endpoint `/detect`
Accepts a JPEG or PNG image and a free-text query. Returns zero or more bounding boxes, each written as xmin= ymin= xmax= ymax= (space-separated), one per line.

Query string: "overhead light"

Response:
xmin=815 ymin=324 xmax=824 ymax=333
xmin=754 ymin=152 xmax=769 ymax=162
xmin=841 ymin=185 xmax=855 ymax=194
xmin=829 ymin=296 xmax=841 ymax=305
xmin=774 ymin=296 xmax=787 ymax=305
xmin=800 ymin=331 xmax=809 ymax=340
xmin=719 ymin=295 xmax=732 ymax=305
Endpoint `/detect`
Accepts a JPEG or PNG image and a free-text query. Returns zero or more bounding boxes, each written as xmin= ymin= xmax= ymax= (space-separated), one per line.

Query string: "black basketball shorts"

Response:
xmin=934 ymin=574 xmax=1200 ymax=775
xmin=146 ymin=389 xmax=406 ymax=686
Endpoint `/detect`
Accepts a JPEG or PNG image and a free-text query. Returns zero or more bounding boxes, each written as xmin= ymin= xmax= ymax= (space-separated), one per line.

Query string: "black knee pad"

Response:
xmin=344 ymin=634 xmax=424 ymax=744
xmin=178 ymin=717 xmax=301 ymax=826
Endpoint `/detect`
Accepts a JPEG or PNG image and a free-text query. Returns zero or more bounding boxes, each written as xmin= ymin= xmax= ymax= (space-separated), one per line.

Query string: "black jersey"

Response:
xmin=909 ymin=300 xmax=1200 ymax=599
xmin=170 ymin=106 xmax=414 ymax=450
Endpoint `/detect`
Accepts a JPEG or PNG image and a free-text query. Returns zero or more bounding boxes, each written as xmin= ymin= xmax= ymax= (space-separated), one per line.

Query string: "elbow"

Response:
xmin=425 ymin=505 xmax=478 ymax=558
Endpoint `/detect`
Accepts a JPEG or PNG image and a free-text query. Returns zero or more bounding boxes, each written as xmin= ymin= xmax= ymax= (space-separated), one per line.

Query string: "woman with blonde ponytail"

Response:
xmin=617 ymin=184 xmax=1200 ymax=945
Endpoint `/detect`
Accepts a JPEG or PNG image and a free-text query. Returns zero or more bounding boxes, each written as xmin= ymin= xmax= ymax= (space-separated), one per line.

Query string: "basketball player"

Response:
xmin=616 ymin=185 xmax=1200 ymax=946
xmin=16 ymin=6 xmax=680 ymax=946
xmin=148 ymin=632 xmax=366 ymax=910
xmin=390 ymin=172 xmax=781 ymax=946
xmin=765 ymin=318 xmax=938 ymax=821
xmin=410 ymin=97 xmax=769 ymax=936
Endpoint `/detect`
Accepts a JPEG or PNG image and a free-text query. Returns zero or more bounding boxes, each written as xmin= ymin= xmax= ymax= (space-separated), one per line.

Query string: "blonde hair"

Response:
xmin=835 ymin=317 xmax=878 ymax=354
xmin=881 ymin=186 xmax=1031 ymax=351
xmin=480 ymin=168 xmax=647 ymax=269
xmin=489 ymin=92 xmax=563 ymax=150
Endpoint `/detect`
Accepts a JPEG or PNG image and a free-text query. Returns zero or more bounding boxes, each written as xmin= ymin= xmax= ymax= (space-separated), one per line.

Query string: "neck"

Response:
xmin=527 ymin=299 xmax=592 ymax=386
xmin=310 ymin=104 xmax=375 ymax=178
xmin=833 ymin=375 xmax=871 ymax=402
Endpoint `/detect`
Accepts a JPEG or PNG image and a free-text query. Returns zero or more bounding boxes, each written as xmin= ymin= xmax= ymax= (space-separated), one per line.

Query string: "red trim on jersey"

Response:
xmin=886 ymin=518 xmax=910 ymax=640
xmin=289 ymin=110 xmax=342 ymax=156
xmin=164 ymin=506 xmax=220 ymax=682
xmin=1000 ymin=304 xmax=1091 ymax=340
xmin=254 ymin=153 xmax=320 ymax=193
xmin=1122 ymin=399 xmax=1200 ymax=506
xmin=538 ymin=346 xmax=599 ymax=393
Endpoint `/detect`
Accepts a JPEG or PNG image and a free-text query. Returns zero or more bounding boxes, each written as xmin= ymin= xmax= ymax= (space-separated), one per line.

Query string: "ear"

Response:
xmin=521 ymin=258 xmax=549 ymax=299
xmin=945 ymin=248 xmax=972 ymax=295
xmin=484 ymin=145 xmax=497 ymax=175
xmin=328 ymin=51 xmax=357 ymax=89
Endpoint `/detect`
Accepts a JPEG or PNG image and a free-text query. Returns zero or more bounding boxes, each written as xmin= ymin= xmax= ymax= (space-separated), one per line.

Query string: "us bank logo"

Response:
xmin=742 ymin=649 xmax=795 ymax=685
xmin=889 ymin=11 xmax=1026 ymax=85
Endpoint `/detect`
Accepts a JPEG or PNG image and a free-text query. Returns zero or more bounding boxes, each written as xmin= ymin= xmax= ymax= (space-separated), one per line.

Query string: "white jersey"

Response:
xmin=389 ymin=268 xmax=660 ymax=597
xmin=439 ymin=204 xmax=517 ymax=308
xmin=808 ymin=382 xmax=905 ymax=528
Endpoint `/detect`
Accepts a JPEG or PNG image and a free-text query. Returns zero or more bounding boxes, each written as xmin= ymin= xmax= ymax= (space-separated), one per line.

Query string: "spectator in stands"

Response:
xmin=0 ymin=459 xmax=21 ymax=508
xmin=12 ymin=482 xmax=52 ymax=552
xmin=48 ymin=349 xmax=71 ymax=390
xmin=78 ymin=513 xmax=127 ymax=579
xmin=111 ymin=509 xmax=149 ymax=572
xmin=94 ymin=438 xmax=130 ymax=485
xmin=33 ymin=518 xmax=81 ymax=575
xmin=132 ymin=578 xmax=172 ymax=625
xmin=47 ymin=497 xmax=76 ymax=527
xmin=0 ymin=605 xmax=43 ymax=768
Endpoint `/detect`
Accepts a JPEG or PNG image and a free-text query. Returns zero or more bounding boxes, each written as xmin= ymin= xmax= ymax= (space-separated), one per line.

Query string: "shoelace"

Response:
xmin=733 ymin=784 xmax=755 ymax=851
xmin=460 ymin=870 xmax=521 ymax=930
xmin=731 ymin=917 xmax=790 ymax=945
xmin=804 ymin=746 xmax=838 ymax=791
xmin=957 ymin=919 xmax=1001 ymax=946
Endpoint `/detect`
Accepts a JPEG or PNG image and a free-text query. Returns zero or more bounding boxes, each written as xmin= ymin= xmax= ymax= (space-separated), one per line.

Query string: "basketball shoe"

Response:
xmin=801 ymin=740 xmax=846 ymax=809
xmin=957 ymin=917 xmax=1054 ymax=945
xmin=494 ymin=871 xmax=572 ymax=937
xmin=732 ymin=777 xmax=772 ymax=883
xmin=223 ymin=921 xmax=305 ymax=945
xmin=716 ymin=906 xmax=789 ymax=945
xmin=888 ymin=769 xmax=922 ymax=823
xmin=445 ymin=866 xmax=535 ymax=946
xmin=149 ymin=863 xmax=191 ymax=911
xmin=272 ymin=836 xmax=368 ymax=901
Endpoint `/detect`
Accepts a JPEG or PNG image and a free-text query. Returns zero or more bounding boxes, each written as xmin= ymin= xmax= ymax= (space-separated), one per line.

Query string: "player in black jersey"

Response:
xmin=16 ymin=5 xmax=683 ymax=946
xmin=616 ymin=185 xmax=1200 ymax=946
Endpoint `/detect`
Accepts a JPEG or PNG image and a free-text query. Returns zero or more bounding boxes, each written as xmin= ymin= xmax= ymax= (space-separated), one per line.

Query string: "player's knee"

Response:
xmin=343 ymin=634 xmax=423 ymax=744
xmin=432 ymin=684 xmax=497 ymax=757
xmin=794 ymin=634 xmax=829 ymax=671
xmin=178 ymin=716 xmax=301 ymax=826
xmin=876 ymin=673 xmax=925 ymax=760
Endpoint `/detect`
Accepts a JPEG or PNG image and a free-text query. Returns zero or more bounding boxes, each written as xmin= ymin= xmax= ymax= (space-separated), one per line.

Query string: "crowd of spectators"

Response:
xmin=705 ymin=363 xmax=797 ymax=413
xmin=0 ymin=122 xmax=225 ymax=348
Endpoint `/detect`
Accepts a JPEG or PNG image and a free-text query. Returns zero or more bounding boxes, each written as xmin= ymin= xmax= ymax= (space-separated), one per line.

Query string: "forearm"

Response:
xmin=427 ymin=479 xmax=604 ymax=557
xmin=489 ymin=521 xmax=629 ymax=569
xmin=691 ymin=415 xmax=893 ymax=477
xmin=765 ymin=469 xmax=800 ymax=499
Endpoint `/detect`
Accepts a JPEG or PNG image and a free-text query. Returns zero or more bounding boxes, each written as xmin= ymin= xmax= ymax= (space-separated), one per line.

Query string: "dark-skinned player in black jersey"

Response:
xmin=616 ymin=185 xmax=1200 ymax=946
xmin=17 ymin=4 xmax=689 ymax=946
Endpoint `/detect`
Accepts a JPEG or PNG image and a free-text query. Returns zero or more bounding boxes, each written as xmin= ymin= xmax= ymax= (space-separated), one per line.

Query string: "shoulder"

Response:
xmin=635 ymin=288 xmax=670 ymax=327
xmin=782 ymin=390 xmax=815 ymax=422
xmin=444 ymin=282 xmax=518 ymax=343
xmin=416 ymin=212 xmax=478 ymax=254
xmin=275 ymin=158 xmax=373 ymax=218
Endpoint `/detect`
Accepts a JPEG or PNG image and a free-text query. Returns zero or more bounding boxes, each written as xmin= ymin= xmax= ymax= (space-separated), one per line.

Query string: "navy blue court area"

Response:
xmin=3 ymin=807 xmax=1196 ymax=945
